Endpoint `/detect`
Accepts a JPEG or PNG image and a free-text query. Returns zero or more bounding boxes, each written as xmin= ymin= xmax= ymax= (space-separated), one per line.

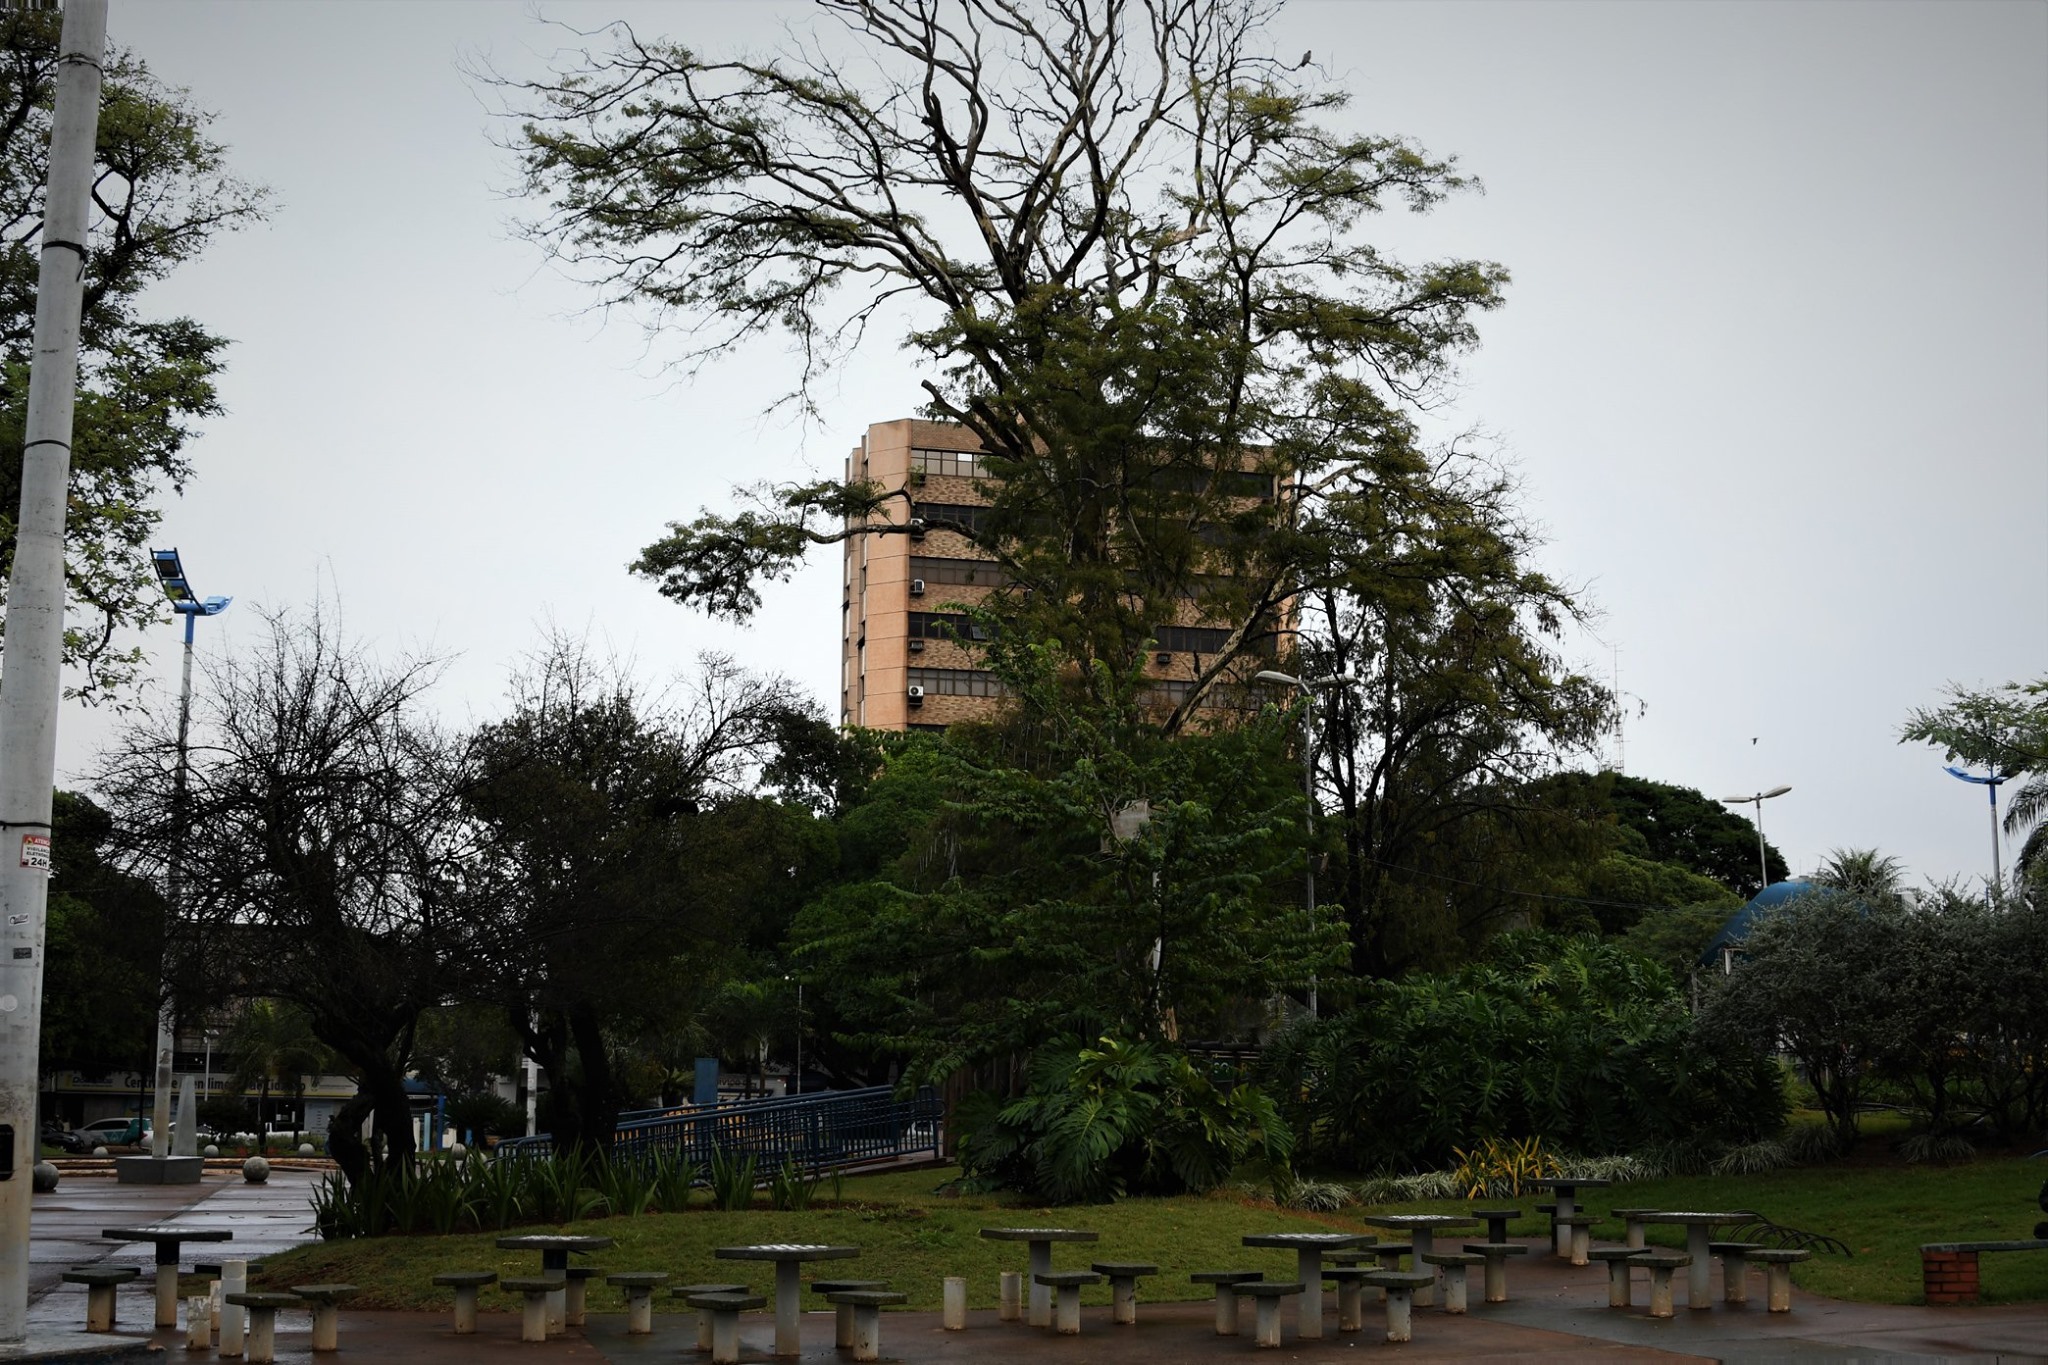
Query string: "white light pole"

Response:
xmin=122 ymin=551 xmax=228 ymax=1183
xmin=1254 ymin=670 xmax=1345 ymax=1019
xmin=0 ymin=0 xmax=108 ymax=1342
xmin=1942 ymin=766 xmax=2006 ymax=895
xmin=1719 ymin=785 xmax=1792 ymax=894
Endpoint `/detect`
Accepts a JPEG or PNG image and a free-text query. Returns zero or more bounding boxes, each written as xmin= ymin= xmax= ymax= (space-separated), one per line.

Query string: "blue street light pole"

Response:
xmin=140 ymin=550 xmax=229 ymax=1169
xmin=1943 ymin=765 xmax=2006 ymax=893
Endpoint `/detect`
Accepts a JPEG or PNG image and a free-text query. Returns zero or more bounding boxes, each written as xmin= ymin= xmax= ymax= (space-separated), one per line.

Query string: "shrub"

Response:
xmin=957 ymin=1035 xmax=1293 ymax=1203
xmin=1262 ymin=932 xmax=1786 ymax=1172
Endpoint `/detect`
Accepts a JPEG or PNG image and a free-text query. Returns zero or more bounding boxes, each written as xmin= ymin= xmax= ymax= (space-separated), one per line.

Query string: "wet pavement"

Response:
xmin=18 ymin=1168 xmax=2048 ymax=1362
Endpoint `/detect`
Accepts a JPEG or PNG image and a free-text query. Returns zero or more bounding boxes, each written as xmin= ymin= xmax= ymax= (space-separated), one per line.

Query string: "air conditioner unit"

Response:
xmin=909 ymin=578 xmax=927 ymax=596
xmin=906 ymin=685 xmax=925 ymax=706
xmin=908 ymin=517 xmax=927 ymax=540
xmin=1155 ymin=651 xmax=1173 ymax=665
xmin=908 ymin=638 xmax=925 ymax=652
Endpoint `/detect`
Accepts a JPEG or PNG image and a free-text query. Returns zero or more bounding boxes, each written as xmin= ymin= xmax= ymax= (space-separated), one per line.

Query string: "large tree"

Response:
xmin=1902 ymin=677 xmax=2048 ymax=876
xmin=96 ymin=605 xmax=468 ymax=1181
xmin=508 ymin=0 xmax=1508 ymax=731
xmin=458 ymin=642 xmax=826 ymax=1154
xmin=0 ymin=11 xmax=267 ymax=698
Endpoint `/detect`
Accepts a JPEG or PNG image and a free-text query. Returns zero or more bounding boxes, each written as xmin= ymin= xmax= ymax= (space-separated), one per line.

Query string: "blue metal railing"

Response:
xmin=497 ymin=1084 xmax=942 ymax=1171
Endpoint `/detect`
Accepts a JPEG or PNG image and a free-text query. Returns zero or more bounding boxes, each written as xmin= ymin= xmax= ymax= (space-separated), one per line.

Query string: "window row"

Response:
xmin=907 ymin=667 xmax=1011 ymax=698
xmin=911 ymin=448 xmax=992 ymax=479
xmin=911 ymin=556 xmax=1008 ymax=587
xmin=907 ymin=611 xmax=994 ymax=641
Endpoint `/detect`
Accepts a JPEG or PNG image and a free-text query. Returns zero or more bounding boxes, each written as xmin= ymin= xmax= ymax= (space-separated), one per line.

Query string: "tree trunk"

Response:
xmin=325 ymin=1091 xmax=374 ymax=1186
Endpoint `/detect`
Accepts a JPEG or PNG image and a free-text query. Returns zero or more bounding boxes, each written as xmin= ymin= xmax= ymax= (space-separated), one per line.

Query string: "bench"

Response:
xmin=1233 ymin=1281 xmax=1304 ymax=1349
xmin=825 ymin=1289 xmax=906 ymax=1362
xmin=673 ymin=1282 xmax=749 ymax=1351
xmin=1321 ymin=1266 xmax=1371 ymax=1331
xmin=1627 ymin=1252 xmax=1691 ymax=1319
xmin=1471 ymin=1207 xmax=1522 ymax=1244
xmin=812 ymin=1278 xmax=889 ymax=1348
xmin=501 ymin=1277 xmax=561 ymax=1343
xmin=1090 ymin=1261 xmax=1158 ymax=1325
xmin=607 ymin=1271 xmax=670 ymax=1335
xmin=1190 ymin=1270 xmax=1263 ymax=1335
xmin=1707 ymin=1241 xmax=1766 ymax=1305
xmin=226 ymin=1290 xmax=301 ymax=1364
xmin=431 ymin=1271 xmax=496 ymax=1335
xmin=1032 ymin=1270 xmax=1102 ymax=1335
xmin=1461 ymin=1242 xmax=1529 ymax=1303
xmin=1552 ymin=1213 xmax=1600 ymax=1265
xmin=60 ymin=1266 xmax=138 ymax=1333
xmin=1587 ymin=1247 xmax=1644 ymax=1308
xmin=1611 ymin=1207 xmax=1660 ymax=1250
xmin=1359 ymin=1270 xmax=1432 ymax=1343
xmin=1419 ymin=1251 xmax=1482 ymax=1314
xmin=1919 ymin=1240 xmax=2047 ymax=1306
xmin=686 ymin=1290 xmax=766 ymax=1365
xmin=292 ymin=1284 xmax=357 ymax=1353
xmin=562 ymin=1264 xmax=602 ymax=1327
xmin=1750 ymin=1247 xmax=1813 ymax=1312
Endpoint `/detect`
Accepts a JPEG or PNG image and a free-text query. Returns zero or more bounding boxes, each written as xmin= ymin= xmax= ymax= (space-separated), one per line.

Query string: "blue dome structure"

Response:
xmin=1698 ymin=879 xmax=1821 ymax=969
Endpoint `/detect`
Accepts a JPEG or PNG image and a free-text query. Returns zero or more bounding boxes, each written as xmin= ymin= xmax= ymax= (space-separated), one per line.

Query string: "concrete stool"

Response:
xmin=1090 ymin=1261 xmax=1158 ymax=1325
xmin=1234 ymin=1281 xmax=1304 ymax=1348
xmin=607 ymin=1271 xmax=670 ymax=1335
xmin=811 ymin=1278 xmax=889 ymax=1348
xmin=1472 ymin=1208 xmax=1522 ymax=1244
xmin=673 ymin=1283 xmax=748 ymax=1351
xmin=60 ymin=1266 xmax=138 ymax=1332
xmin=1708 ymin=1241 xmax=1765 ymax=1305
xmin=1747 ymin=1248 xmax=1811 ymax=1312
xmin=686 ymin=1290 xmax=766 ymax=1365
xmin=562 ymin=1265 xmax=602 ymax=1327
xmin=291 ymin=1284 xmax=357 ymax=1352
xmin=1462 ymin=1242 xmax=1529 ymax=1303
xmin=1588 ymin=1248 xmax=1642 ymax=1307
xmin=1631 ymin=1253 xmax=1691 ymax=1318
xmin=501 ymin=1277 xmax=561 ymax=1343
xmin=1420 ymin=1251 xmax=1482 ymax=1314
xmin=186 ymin=1293 xmax=212 ymax=1350
xmin=1033 ymin=1270 xmax=1101 ymax=1335
xmin=1553 ymin=1213 xmax=1599 ymax=1265
xmin=1322 ymin=1266 xmax=1371 ymax=1331
xmin=1360 ymin=1270 xmax=1432 ymax=1343
xmin=825 ymin=1289 xmax=906 ymax=1362
xmin=432 ymin=1270 xmax=496 ymax=1334
xmin=1365 ymin=1240 xmax=1412 ymax=1301
xmin=226 ymin=1291 xmax=301 ymax=1364
xmin=1190 ymin=1270 xmax=1263 ymax=1334
xmin=1611 ymin=1208 xmax=1659 ymax=1250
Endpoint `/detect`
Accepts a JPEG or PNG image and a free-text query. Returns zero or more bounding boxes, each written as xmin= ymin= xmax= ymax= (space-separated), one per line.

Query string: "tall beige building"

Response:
xmin=839 ymin=418 xmax=1279 ymax=732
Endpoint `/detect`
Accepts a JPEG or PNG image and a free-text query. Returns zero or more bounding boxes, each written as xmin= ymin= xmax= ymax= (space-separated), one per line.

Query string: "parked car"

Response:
xmin=72 ymin=1116 xmax=149 ymax=1148
xmin=40 ymin=1123 xmax=87 ymax=1154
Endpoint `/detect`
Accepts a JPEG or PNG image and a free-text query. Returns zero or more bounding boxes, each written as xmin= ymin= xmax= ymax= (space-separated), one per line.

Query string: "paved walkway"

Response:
xmin=21 ymin=1172 xmax=2047 ymax=1362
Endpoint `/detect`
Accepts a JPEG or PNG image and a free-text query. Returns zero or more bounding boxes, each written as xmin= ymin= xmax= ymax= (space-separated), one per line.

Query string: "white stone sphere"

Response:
xmin=203 ymin=1144 xmax=220 ymax=1158
xmin=450 ymin=1142 xmax=467 ymax=1160
xmin=91 ymin=1145 xmax=108 ymax=1157
xmin=297 ymin=1142 xmax=315 ymax=1157
xmin=30 ymin=1161 xmax=57 ymax=1192
xmin=242 ymin=1156 xmax=270 ymax=1183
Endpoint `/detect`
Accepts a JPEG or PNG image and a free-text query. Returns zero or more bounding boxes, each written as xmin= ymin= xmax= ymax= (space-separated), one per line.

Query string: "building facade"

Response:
xmin=839 ymin=418 xmax=1281 ymax=732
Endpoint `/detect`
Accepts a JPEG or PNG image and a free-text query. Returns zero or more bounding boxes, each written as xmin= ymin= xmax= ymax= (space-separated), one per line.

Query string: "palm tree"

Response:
xmin=1813 ymin=848 xmax=1906 ymax=900
xmin=222 ymin=999 xmax=331 ymax=1151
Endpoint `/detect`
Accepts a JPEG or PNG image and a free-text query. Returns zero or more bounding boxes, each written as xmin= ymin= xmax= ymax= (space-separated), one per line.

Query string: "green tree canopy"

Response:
xmin=1902 ymin=677 xmax=2048 ymax=872
xmin=0 ymin=11 xmax=267 ymax=697
xmin=507 ymin=0 xmax=1509 ymax=731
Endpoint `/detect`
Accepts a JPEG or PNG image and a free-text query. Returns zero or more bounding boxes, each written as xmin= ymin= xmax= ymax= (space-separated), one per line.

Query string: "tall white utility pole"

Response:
xmin=0 ymin=0 xmax=109 ymax=1341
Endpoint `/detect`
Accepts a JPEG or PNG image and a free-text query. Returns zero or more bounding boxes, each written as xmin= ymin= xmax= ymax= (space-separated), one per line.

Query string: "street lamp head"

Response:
xmin=1253 ymin=670 xmax=1304 ymax=689
xmin=1718 ymin=794 xmax=1754 ymax=805
xmin=1761 ymin=784 xmax=1792 ymax=799
xmin=153 ymin=547 xmax=229 ymax=617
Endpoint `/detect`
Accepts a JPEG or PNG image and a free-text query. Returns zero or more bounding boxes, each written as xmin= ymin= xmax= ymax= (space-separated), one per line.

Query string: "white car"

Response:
xmin=73 ymin=1117 xmax=150 ymax=1147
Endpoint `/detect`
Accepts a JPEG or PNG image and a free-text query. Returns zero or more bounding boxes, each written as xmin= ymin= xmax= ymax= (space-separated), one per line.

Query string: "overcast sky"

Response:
xmin=51 ymin=0 xmax=2048 ymax=893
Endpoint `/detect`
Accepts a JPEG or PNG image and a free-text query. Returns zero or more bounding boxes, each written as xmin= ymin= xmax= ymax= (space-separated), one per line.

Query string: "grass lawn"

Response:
xmin=248 ymin=1157 xmax=2048 ymax=1314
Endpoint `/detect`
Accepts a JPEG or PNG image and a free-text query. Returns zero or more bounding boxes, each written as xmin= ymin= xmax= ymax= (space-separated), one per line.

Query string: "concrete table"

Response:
xmin=102 ymin=1222 xmax=232 ymax=1328
xmin=1360 ymin=1215 xmax=1479 ymax=1308
xmin=496 ymin=1232 xmax=613 ymax=1332
xmin=1637 ymin=1212 xmax=1745 ymax=1309
xmin=979 ymin=1227 xmax=1099 ymax=1329
xmin=714 ymin=1243 xmax=859 ymax=1357
xmin=1241 ymin=1231 xmax=1372 ymax=1337
xmin=1530 ymin=1178 xmax=1612 ymax=1256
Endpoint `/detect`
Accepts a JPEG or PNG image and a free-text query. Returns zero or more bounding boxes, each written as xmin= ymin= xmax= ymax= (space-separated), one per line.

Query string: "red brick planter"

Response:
xmin=1920 ymin=1249 xmax=1980 ymax=1305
